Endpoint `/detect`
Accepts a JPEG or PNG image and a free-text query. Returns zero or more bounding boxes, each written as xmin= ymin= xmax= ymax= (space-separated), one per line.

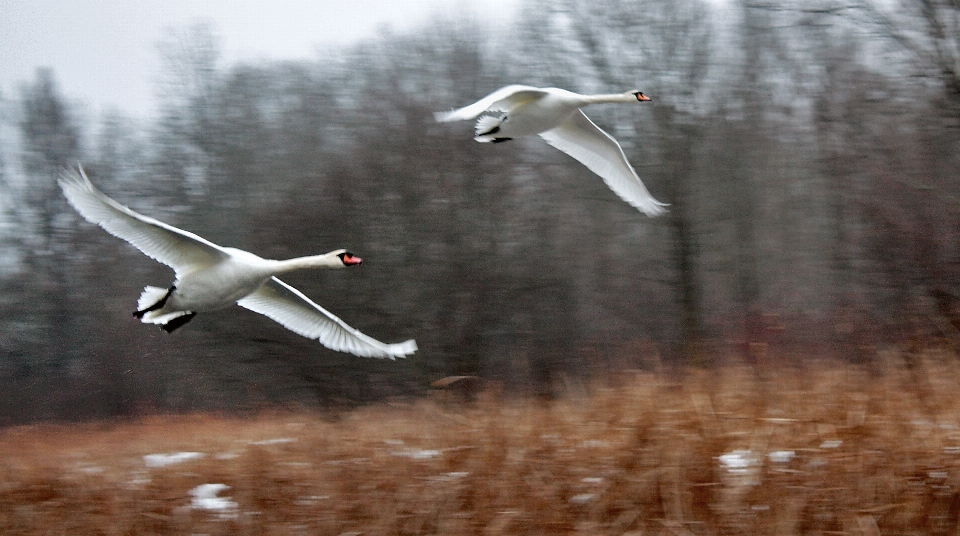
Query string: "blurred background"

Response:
xmin=1 ymin=0 xmax=958 ymax=423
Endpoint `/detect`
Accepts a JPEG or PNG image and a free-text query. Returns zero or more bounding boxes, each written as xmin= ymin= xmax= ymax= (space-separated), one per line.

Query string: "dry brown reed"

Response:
xmin=3 ymin=349 xmax=960 ymax=535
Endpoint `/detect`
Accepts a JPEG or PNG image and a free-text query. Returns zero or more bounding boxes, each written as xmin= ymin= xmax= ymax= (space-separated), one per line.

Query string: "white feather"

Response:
xmin=540 ymin=111 xmax=668 ymax=217
xmin=434 ymin=84 xmax=544 ymax=122
xmin=137 ymin=286 xmax=169 ymax=313
xmin=238 ymin=278 xmax=417 ymax=359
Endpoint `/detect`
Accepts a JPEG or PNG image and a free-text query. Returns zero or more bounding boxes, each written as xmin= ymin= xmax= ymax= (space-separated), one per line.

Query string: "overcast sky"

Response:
xmin=1 ymin=0 xmax=518 ymax=118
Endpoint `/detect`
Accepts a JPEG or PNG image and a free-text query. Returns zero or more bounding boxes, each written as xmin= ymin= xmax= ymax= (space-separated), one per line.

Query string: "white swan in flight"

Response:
xmin=435 ymin=85 xmax=668 ymax=217
xmin=58 ymin=165 xmax=417 ymax=360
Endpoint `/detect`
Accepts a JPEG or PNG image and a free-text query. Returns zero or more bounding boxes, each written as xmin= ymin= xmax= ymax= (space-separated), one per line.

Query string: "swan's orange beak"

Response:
xmin=635 ymin=92 xmax=651 ymax=102
xmin=342 ymin=253 xmax=363 ymax=266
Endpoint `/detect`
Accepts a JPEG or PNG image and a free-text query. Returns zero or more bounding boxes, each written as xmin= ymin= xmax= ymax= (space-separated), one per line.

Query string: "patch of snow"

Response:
xmin=719 ymin=450 xmax=754 ymax=473
xmin=74 ymin=463 xmax=104 ymax=474
xmin=250 ymin=437 xmax=297 ymax=445
xmin=819 ymin=440 xmax=842 ymax=449
xmin=143 ymin=451 xmax=205 ymax=468
xmin=719 ymin=449 xmax=761 ymax=487
xmin=296 ymin=495 xmax=330 ymax=506
xmin=189 ymin=483 xmax=238 ymax=518
xmin=768 ymin=450 xmax=796 ymax=463
xmin=392 ymin=449 xmax=441 ymax=459
xmin=569 ymin=493 xmax=595 ymax=504
xmin=429 ymin=471 xmax=470 ymax=484
xmin=127 ymin=470 xmax=152 ymax=487
xmin=279 ymin=461 xmax=311 ymax=468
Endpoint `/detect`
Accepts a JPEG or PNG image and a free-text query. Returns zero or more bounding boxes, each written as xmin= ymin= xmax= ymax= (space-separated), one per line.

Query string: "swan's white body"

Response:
xmin=58 ymin=165 xmax=417 ymax=360
xmin=435 ymin=85 xmax=668 ymax=217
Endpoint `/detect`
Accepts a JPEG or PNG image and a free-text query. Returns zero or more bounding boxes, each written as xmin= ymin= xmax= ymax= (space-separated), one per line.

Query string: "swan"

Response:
xmin=58 ymin=165 xmax=417 ymax=360
xmin=434 ymin=85 xmax=668 ymax=217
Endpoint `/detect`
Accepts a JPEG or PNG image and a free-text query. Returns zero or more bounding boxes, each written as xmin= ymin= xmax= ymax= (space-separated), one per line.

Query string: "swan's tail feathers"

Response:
xmin=134 ymin=286 xmax=172 ymax=318
xmin=473 ymin=115 xmax=504 ymax=140
xmin=134 ymin=285 xmax=195 ymax=332
xmin=387 ymin=339 xmax=418 ymax=360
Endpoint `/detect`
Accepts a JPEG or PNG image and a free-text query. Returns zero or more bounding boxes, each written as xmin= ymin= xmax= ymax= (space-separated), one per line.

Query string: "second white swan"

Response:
xmin=59 ymin=165 xmax=417 ymax=360
xmin=435 ymin=85 xmax=668 ymax=217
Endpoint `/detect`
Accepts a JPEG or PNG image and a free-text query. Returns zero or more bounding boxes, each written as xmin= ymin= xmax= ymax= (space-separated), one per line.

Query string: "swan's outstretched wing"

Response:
xmin=59 ymin=165 xmax=229 ymax=275
xmin=434 ymin=84 xmax=545 ymax=122
xmin=238 ymin=277 xmax=418 ymax=360
xmin=539 ymin=110 xmax=668 ymax=217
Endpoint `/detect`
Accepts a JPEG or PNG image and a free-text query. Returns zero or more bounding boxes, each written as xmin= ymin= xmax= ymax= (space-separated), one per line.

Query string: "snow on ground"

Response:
xmin=189 ymin=483 xmax=239 ymax=518
xmin=768 ymin=450 xmax=796 ymax=463
xmin=142 ymin=451 xmax=205 ymax=468
xmin=250 ymin=437 xmax=297 ymax=445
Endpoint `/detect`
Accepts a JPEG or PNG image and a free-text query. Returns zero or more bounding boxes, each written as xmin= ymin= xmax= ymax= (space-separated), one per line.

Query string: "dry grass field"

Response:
xmin=4 ymin=350 xmax=960 ymax=535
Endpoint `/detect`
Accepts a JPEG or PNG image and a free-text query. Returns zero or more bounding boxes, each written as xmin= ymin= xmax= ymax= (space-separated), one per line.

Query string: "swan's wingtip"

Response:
xmin=58 ymin=162 xmax=94 ymax=189
xmin=636 ymin=199 xmax=670 ymax=217
xmin=389 ymin=339 xmax=418 ymax=359
xmin=58 ymin=163 xmax=78 ymax=180
xmin=651 ymin=204 xmax=670 ymax=217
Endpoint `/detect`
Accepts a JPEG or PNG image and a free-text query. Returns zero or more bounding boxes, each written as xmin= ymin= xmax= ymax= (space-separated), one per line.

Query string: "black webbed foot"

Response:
xmin=133 ymin=286 xmax=176 ymax=318
xmin=161 ymin=312 xmax=195 ymax=333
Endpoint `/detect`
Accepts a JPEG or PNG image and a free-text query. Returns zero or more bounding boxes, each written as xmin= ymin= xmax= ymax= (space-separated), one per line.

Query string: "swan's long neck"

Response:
xmin=271 ymin=253 xmax=344 ymax=273
xmin=582 ymin=92 xmax=640 ymax=105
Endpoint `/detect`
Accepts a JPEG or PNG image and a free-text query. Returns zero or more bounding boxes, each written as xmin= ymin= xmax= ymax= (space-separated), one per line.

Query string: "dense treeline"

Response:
xmin=1 ymin=0 xmax=958 ymax=422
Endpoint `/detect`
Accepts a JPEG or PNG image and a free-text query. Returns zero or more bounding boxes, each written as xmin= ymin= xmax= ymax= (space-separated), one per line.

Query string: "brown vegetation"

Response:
xmin=4 ymin=351 xmax=960 ymax=534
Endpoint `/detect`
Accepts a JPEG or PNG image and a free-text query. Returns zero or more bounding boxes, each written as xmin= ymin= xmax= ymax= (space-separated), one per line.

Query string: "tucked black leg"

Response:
xmin=478 ymin=125 xmax=501 ymax=136
xmin=133 ymin=286 xmax=176 ymax=318
xmin=161 ymin=312 xmax=196 ymax=333
xmin=491 ymin=137 xmax=513 ymax=143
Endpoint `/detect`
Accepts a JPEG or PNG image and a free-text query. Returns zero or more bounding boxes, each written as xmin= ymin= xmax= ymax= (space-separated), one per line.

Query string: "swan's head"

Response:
xmin=337 ymin=251 xmax=363 ymax=266
xmin=630 ymin=91 xmax=651 ymax=102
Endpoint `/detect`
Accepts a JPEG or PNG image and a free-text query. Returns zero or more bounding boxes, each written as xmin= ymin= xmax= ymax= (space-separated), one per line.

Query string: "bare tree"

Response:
xmin=825 ymin=0 xmax=960 ymax=344
xmin=16 ymin=68 xmax=82 ymax=364
xmin=857 ymin=0 xmax=960 ymax=118
xmin=549 ymin=0 xmax=714 ymax=364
